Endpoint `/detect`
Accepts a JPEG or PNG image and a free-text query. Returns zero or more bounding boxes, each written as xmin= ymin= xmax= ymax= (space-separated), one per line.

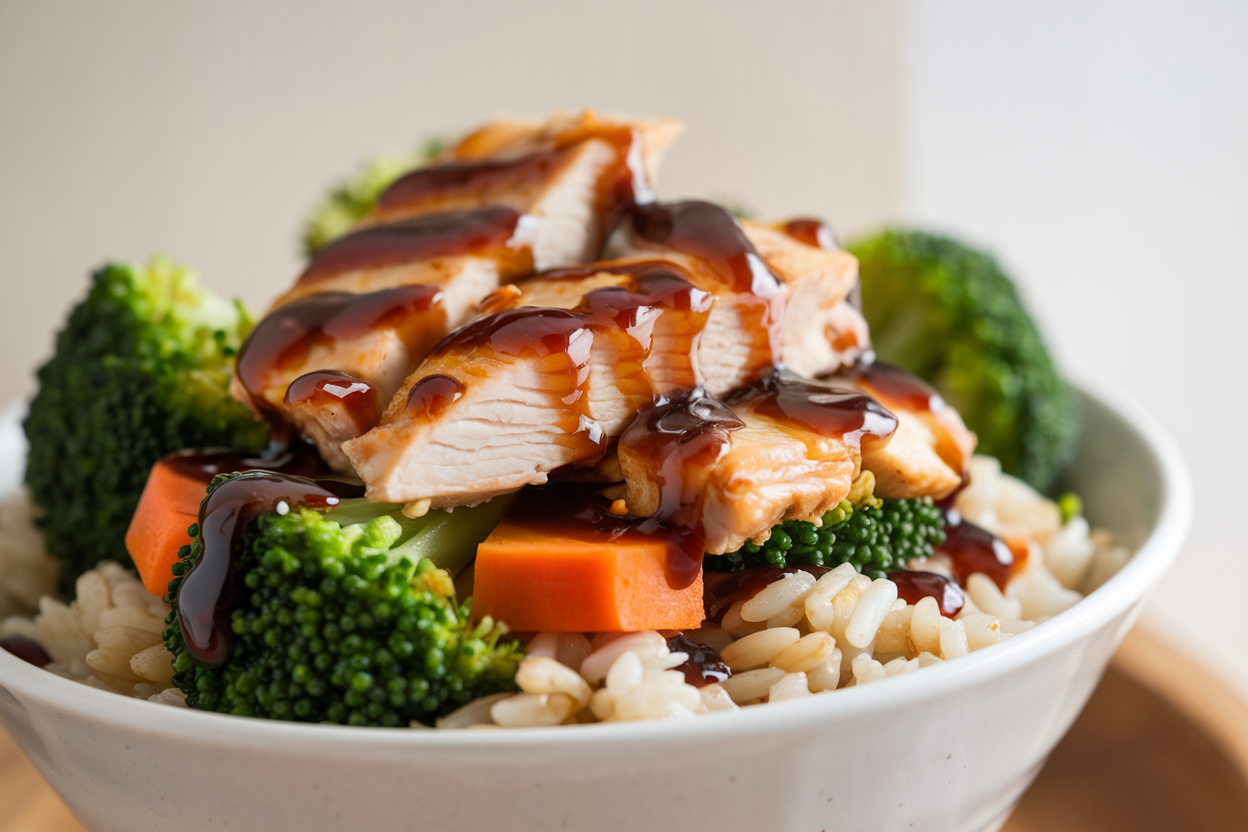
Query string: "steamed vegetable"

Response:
xmin=850 ymin=230 xmax=1080 ymax=491
xmin=125 ymin=458 xmax=206 ymax=594
xmin=163 ymin=478 xmax=521 ymax=726
xmin=706 ymin=497 xmax=947 ymax=579
xmin=24 ymin=260 xmax=268 ymax=593
xmin=473 ymin=520 xmax=706 ymax=632
xmin=301 ymin=137 xmax=447 ymax=257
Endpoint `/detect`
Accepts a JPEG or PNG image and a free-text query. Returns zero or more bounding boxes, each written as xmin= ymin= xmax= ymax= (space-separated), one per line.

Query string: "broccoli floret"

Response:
xmin=849 ymin=230 xmax=1080 ymax=491
xmin=163 ymin=479 xmax=521 ymax=727
xmin=301 ymin=137 xmax=447 ymax=257
xmin=23 ymin=259 xmax=268 ymax=594
xmin=706 ymin=497 xmax=946 ymax=579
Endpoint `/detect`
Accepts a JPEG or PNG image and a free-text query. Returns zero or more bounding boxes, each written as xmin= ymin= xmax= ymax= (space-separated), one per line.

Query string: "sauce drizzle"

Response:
xmin=937 ymin=509 xmax=1017 ymax=591
xmin=730 ymin=368 xmax=897 ymax=452
xmin=236 ymin=284 xmax=444 ymax=417
xmin=295 ymin=207 xmax=531 ymax=288
xmin=176 ymin=472 xmax=363 ymax=667
xmin=887 ymin=570 xmax=965 ymax=617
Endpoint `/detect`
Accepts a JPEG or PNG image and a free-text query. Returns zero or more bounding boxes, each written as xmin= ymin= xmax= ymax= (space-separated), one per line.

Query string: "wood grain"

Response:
xmin=2 ymin=627 xmax=1246 ymax=832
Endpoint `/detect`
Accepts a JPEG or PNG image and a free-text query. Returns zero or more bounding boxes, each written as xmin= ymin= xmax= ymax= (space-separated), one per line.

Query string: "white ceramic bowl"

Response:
xmin=0 ymin=386 xmax=1191 ymax=832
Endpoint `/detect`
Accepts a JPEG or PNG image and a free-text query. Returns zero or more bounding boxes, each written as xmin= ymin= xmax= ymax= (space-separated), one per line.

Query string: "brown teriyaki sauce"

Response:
xmin=887 ymin=570 xmax=965 ymax=617
xmin=937 ymin=508 xmax=1017 ymax=591
xmin=0 ymin=635 xmax=52 ymax=668
xmin=176 ymin=472 xmax=364 ymax=668
xmin=730 ymin=368 xmax=897 ymax=453
xmin=235 ymin=284 xmax=445 ymax=415
xmin=284 ymin=370 xmax=380 ymax=433
xmin=840 ymin=358 xmax=946 ymax=416
xmin=666 ymin=633 xmax=731 ymax=687
xmin=375 ymin=123 xmax=655 ymax=225
xmin=622 ymin=201 xmax=784 ymax=384
xmin=780 ymin=218 xmax=841 ymax=252
xmin=418 ymin=262 xmax=716 ymax=463
xmin=701 ymin=566 xmax=829 ymax=623
xmin=161 ymin=441 xmax=331 ymax=485
xmin=295 ymin=206 xmax=533 ymax=289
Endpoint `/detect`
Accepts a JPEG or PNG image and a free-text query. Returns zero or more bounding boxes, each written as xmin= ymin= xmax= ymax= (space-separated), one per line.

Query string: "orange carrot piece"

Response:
xmin=126 ymin=460 xmax=206 ymax=595
xmin=472 ymin=521 xmax=704 ymax=633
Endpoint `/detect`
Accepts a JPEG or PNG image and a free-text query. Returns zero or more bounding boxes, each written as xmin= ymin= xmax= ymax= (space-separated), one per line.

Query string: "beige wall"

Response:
xmin=0 ymin=0 xmax=907 ymax=398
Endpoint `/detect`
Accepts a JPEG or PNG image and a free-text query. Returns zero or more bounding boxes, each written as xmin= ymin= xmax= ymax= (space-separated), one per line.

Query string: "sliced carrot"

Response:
xmin=126 ymin=460 xmax=206 ymax=595
xmin=472 ymin=520 xmax=704 ymax=632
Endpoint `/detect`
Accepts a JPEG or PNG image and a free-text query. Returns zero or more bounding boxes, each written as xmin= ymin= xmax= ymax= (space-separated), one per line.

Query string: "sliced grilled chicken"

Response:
xmin=741 ymin=219 xmax=866 ymax=376
xmin=344 ymin=202 xmax=793 ymax=504
xmin=345 ymin=202 xmax=882 ymax=506
xmin=617 ymin=373 xmax=897 ymax=555
xmin=848 ymin=362 xmax=976 ymax=500
xmin=344 ymin=261 xmax=716 ymax=505
xmin=234 ymin=112 xmax=681 ymax=467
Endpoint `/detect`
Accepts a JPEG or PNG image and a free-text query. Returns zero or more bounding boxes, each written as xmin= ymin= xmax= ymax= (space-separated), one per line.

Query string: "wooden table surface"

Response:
xmin=3 ymin=627 xmax=1247 ymax=832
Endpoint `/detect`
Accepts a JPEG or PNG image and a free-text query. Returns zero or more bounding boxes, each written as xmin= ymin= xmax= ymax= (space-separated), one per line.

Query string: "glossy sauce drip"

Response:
xmin=375 ymin=148 xmax=574 ymax=217
xmin=176 ymin=472 xmax=363 ymax=668
xmin=701 ymin=566 xmax=828 ymax=622
xmin=236 ymin=284 xmax=444 ymax=413
xmin=564 ymin=124 xmax=656 ymax=207
xmin=296 ymin=206 xmax=530 ymax=288
xmin=0 ymin=635 xmax=51 ymax=668
xmin=428 ymin=264 xmax=715 ymax=463
xmin=937 ymin=509 xmax=1017 ymax=591
xmin=622 ymin=201 xmax=785 ymax=389
xmin=666 ymin=634 xmax=731 ymax=687
xmin=844 ymin=359 xmax=945 ymax=415
xmin=616 ymin=391 xmax=744 ymax=578
xmin=887 ymin=570 xmax=965 ymax=617
xmin=730 ymin=369 xmax=897 ymax=452
xmin=627 ymin=201 xmax=780 ymax=297
xmin=501 ymin=484 xmax=702 ymax=590
xmin=406 ymin=374 xmax=465 ymax=418
xmin=781 ymin=218 xmax=841 ymax=251
xmin=161 ymin=441 xmax=331 ymax=484
xmin=284 ymin=370 xmax=379 ymax=430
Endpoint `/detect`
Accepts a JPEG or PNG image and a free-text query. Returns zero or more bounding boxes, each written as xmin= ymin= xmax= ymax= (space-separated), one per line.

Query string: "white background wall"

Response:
xmin=2 ymin=1 xmax=1244 ymax=694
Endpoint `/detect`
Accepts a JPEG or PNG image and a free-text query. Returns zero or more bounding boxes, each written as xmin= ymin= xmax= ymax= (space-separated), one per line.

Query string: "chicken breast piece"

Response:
xmin=616 ymin=372 xmax=896 ymax=555
xmin=847 ymin=361 xmax=976 ymax=499
xmin=742 ymin=219 xmax=867 ymax=376
xmin=235 ymin=112 xmax=682 ymax=465
xmin=345 ymin=202 xmax=883 ymax=507
xmin=345 ymin=263 xmax=715 ymax=506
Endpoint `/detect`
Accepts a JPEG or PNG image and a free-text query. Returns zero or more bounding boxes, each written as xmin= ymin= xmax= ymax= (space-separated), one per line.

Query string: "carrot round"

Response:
xmin=125 ymin=459 xmax=206 ymax=595
xmin=472 ymin=521 xmax=705 ymax=633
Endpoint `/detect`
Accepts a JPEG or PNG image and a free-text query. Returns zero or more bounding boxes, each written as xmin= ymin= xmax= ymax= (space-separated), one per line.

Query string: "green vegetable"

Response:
xmin=301 ymin=137 xmax=448 ymax=257
xmin=705 ymin=497 xmax=947 ymax=579
xmin=163 ymin=479 xmax=521 ymax=727
xmin=849 ymin=229 xmax=1080 ymax=491
xmin=23 ymin=259 xmax=268 ymax=594
xmin=1057 ymin=492 xmax=1083 ymax=524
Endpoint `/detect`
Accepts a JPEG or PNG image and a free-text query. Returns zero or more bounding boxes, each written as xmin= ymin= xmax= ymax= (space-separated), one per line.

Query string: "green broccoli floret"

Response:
xmin=706 ymin=497 xmax=946 ymax=579
xmin=23 ymin=259 xmax=268 ymax=594
xmin=301 ymin=137 xmax=448 ymax=257
xmin=849 ymin=230 xmax=1080 ymax=491
xmin=163 ymin=479 xmax=521 ymax=727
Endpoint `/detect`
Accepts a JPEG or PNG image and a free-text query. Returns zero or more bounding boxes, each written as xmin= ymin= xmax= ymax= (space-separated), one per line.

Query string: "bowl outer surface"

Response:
xmin=0 ymin=386 xmax=1192 ymax=832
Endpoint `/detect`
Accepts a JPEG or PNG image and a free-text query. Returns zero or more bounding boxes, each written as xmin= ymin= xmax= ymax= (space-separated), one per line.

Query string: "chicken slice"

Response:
xmin=616 ymin=372 xmax=896 ymax=555
xmin=741 ymin=219 xmax=867 ymax=376
xmin=845 ymin=362 xmax=977 ymax=500
xmin=236 ymin=112 xmax=682 ymax=465
xmin=344 ymin=264 xmax=714 ymax=506
xmin=345 ymin=202 xmax=787 ymax=504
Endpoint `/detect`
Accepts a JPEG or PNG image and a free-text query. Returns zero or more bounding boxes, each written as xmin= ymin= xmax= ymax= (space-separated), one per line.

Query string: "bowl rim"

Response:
xmin=0 ymin=381 xmax=1193 ymax=751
